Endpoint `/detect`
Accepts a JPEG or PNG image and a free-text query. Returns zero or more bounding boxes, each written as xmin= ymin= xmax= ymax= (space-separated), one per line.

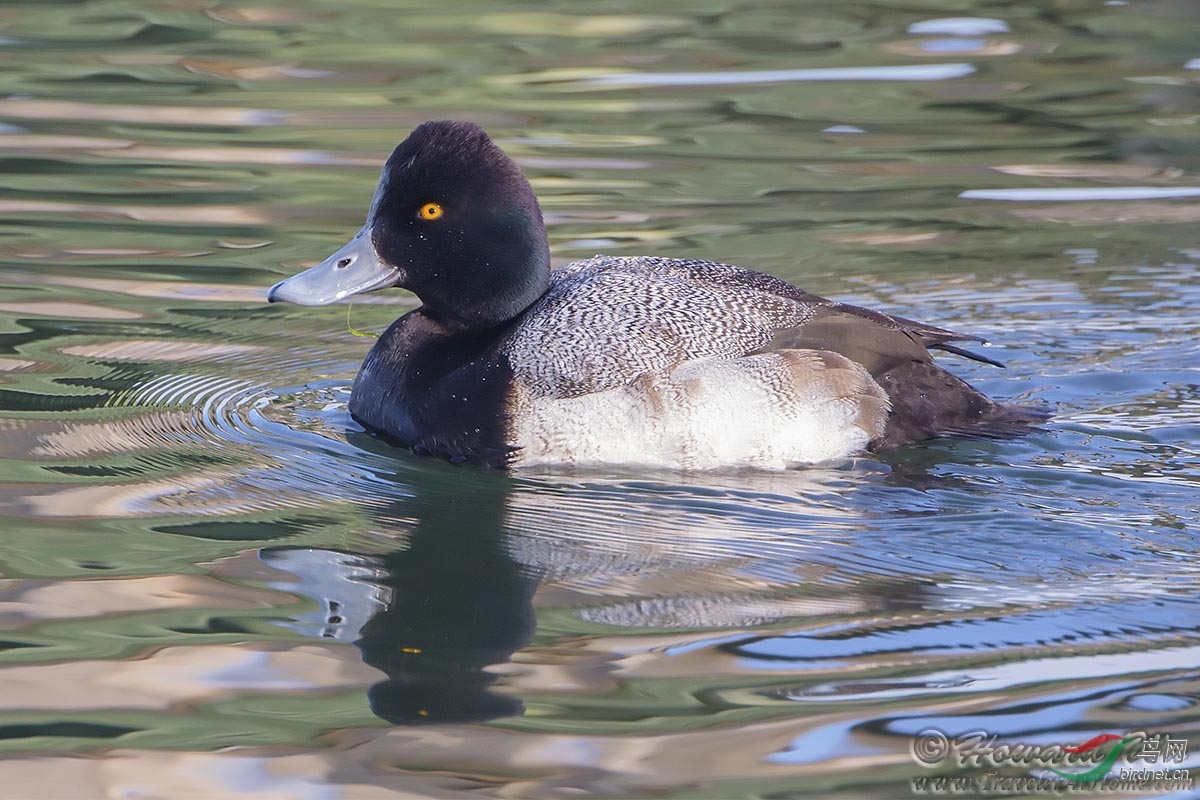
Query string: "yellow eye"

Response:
xmin=418 ymin=202 xmax=444 ymax=221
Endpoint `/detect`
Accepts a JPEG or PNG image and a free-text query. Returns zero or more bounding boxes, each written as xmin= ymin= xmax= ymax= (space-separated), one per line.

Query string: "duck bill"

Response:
xmin=267 ymin=226 xmax=402 ymax=306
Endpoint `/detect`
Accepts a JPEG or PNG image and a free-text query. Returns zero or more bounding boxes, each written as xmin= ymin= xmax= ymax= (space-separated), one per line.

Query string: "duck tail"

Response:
xmin=868 ymin=359 xmax=1051 ymax=452
xmin=938 ymin=400 xmax=1052 ymax=441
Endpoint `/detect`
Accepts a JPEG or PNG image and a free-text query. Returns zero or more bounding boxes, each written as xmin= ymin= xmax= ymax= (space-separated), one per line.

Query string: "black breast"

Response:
xmin=349 ymin=310 xmax=518 ymax=467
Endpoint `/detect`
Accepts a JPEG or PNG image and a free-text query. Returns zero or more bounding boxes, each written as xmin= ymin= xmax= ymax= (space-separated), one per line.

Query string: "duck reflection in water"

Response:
xmin=261 ymin=465 xmax=538 ymax=725
xmin=258 ymin=451 xmax=958 ymax=727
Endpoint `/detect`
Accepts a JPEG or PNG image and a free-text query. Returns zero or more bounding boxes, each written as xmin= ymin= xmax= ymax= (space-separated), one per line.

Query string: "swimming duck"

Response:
xmin=268 ymin=121 xmax=1045 ymax=469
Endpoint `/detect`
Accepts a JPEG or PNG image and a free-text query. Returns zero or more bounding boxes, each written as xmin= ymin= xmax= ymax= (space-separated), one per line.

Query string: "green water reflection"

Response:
xmin=0 ymin=0 xmax=1198 ymax=797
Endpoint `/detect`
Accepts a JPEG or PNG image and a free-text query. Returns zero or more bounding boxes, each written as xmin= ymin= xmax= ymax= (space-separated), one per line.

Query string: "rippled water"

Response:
xmin=1 ymin=1 xmax=1198 ymax=797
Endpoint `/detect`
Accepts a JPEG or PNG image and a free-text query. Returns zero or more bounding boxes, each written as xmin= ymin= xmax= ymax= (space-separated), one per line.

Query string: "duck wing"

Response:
xmin=751 ymin=305 xmax=1046 ymax=447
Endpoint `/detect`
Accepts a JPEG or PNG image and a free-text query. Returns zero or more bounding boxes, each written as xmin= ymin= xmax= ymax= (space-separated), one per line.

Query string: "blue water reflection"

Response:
xmin=0 ymin=0 xmax=1196 ymax=796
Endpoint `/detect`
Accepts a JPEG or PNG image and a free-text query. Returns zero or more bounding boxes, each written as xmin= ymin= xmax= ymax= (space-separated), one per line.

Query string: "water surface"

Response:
xmin=0 ymin=1 xmax=1198 ymax=797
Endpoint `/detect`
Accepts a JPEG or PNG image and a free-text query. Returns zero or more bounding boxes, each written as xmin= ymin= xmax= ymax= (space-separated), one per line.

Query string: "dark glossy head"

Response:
xmin=268 ymin=121 xmax=551 ymax=330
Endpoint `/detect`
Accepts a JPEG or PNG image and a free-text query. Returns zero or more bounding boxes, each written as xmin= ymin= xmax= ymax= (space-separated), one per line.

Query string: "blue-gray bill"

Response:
xmin=267 ymin=225 xmax=401 ymax=306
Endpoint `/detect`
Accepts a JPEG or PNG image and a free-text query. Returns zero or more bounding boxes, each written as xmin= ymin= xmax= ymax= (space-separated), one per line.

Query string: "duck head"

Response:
xmin=268 ymin=121 xmax=551 ymax=331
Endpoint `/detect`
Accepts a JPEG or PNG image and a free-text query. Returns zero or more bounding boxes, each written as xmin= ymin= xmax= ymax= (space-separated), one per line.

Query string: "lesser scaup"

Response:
xmin=268 ymin=121 xmax=1046 ymax=469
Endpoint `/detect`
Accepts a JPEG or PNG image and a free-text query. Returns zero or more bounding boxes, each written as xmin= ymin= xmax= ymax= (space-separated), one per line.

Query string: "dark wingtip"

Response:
xmin=930 ymin=342 xmax=1008 ymax=369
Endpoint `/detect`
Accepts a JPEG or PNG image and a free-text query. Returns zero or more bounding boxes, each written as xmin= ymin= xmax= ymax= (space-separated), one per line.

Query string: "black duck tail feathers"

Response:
xmin=937 ymin=401 xmax=1053 ymax=441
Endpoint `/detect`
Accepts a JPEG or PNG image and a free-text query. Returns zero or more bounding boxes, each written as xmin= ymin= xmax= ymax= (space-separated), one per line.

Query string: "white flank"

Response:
xmin=509 ymin=351 xmax=887 ymax=470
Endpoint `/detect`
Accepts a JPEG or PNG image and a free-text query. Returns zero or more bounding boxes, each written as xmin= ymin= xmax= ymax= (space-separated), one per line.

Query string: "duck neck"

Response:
xmin=414 ymin=234 xmax=551 ymax=332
